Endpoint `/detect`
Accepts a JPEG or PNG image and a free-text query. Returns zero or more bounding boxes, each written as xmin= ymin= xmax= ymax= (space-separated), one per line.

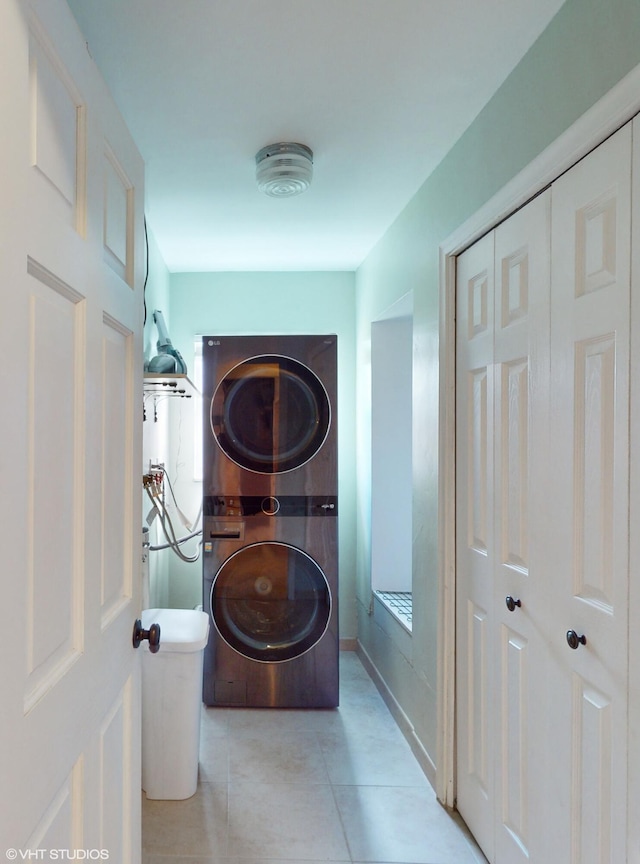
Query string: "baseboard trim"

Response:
xmin=355 ymin=641 xmax=437 ymax=791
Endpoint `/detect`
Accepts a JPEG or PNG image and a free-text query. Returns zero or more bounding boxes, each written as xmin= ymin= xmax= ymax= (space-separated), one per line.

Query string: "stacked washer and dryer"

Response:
xmin=201 ymin=335 xmax=338 ymax=708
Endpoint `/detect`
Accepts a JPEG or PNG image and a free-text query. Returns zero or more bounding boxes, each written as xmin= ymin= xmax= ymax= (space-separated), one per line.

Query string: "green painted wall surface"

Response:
xmin=165 ymin=271 xmax=358 ymax=631
xmin=356 ymin=0 xmax=640 ymax=766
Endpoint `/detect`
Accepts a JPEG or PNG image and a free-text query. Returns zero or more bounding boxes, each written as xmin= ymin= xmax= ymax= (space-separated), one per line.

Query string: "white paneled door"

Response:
xmin=456 ymin=123 xmax=632 ymax=863
xmin=546 ymin=125 xmax=631 ymax=864
xmin=456 ymin=191 xmax=551 ymax=864
xmin=0 ymin=1 xmax=144 ymax=860
xmin=455 ymin=229 xmax=497 ymax=860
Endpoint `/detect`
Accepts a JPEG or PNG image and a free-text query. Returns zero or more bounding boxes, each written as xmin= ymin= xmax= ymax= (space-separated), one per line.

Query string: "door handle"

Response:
xmin=566 ymin=629 xmax=586 ymax=650
xmin=505 ymin=595 xmax=521 ymax=612
xmin=133 ymin=618 xmax=161 ymax=653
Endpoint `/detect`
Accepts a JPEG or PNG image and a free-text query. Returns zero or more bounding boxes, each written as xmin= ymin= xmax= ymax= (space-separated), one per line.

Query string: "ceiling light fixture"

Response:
xmin=255 ymin=142 xmax=313 ymax=198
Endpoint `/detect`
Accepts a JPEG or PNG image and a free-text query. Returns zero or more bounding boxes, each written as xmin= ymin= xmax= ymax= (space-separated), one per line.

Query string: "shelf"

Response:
xmin=143 ymin=373 xmax=201 ymax=396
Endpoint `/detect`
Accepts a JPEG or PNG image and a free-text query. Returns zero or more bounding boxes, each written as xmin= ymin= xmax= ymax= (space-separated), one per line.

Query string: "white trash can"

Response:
xmin=140 ymin=608 xmax=210 ymax=800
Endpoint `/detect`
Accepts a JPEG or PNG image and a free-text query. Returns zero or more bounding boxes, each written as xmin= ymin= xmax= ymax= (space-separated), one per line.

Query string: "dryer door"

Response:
xmin=210 ymin=542 xmax=331 ymax=662
xmin=210 ymin=354 xmax=330 ymax=473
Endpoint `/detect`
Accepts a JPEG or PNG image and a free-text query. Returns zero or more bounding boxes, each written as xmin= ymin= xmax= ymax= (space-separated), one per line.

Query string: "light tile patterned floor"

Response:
xmin=142 ymin=651 xmax=487 ymax=864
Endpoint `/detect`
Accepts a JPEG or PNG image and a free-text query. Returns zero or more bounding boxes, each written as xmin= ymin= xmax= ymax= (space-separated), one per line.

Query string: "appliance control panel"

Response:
xmin=203 ymin=495 xmax=337 ymax=518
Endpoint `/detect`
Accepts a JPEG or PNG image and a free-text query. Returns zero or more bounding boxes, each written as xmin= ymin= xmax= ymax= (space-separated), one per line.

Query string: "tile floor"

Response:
xmin=142 ymin=651 xmax=487 ymax=864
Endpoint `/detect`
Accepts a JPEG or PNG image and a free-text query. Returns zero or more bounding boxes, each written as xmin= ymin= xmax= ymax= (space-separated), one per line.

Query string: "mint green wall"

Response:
xmin=166 ymin=271 xmax=358 ymax=631
xmin=356 ymin=0 xmax=640 ymax=767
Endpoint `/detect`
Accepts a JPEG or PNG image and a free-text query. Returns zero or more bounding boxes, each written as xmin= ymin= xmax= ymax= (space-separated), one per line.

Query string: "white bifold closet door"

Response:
xmin=455 ymin=122 xmax=632 ymax=864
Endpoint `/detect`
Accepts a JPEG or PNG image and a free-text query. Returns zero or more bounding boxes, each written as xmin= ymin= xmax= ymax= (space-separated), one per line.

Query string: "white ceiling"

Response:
xmin=66 ymin=0 xmax=566 ymax=272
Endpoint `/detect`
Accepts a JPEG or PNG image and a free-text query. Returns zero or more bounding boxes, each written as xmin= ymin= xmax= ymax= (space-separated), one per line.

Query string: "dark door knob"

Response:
xmin=133 ymin=618 xmax=161 ymax=653
xmin=505 ymin=595 xmax=521 ymax=612
xmin=566 ymin=629 xmax=586 ymax=650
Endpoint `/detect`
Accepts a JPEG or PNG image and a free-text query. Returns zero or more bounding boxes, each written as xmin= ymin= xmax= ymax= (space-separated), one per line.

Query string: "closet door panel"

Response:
xmin=548 ymin=122 xmax=631 ymax=864
xmin=456 ymin=231 xmax=496 ymax=861
xmin=493 ymin=191 xmax=550 ymax=864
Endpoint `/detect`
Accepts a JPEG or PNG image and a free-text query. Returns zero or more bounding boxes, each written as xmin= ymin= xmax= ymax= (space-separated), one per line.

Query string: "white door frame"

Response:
xmin=435 ymin=60 xmax=640 ymax=809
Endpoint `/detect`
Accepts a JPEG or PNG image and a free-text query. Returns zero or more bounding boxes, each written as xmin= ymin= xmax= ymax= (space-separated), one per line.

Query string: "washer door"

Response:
xmin=210 ymin=354 xmax=330 ymax=473
xmin=211 ymin=542 xmax=331 ymax=663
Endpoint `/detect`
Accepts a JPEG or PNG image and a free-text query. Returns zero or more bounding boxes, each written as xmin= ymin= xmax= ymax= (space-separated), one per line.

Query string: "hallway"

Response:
xmin=142 ymin=651 xmax=486 ymax=863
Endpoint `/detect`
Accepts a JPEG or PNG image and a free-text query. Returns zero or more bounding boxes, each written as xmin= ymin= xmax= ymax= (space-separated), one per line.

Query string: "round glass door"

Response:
xmin=210 ymin=354 xmax=330 ymax=473
xmin=210 ymin=542 xmax=331 ymax=662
